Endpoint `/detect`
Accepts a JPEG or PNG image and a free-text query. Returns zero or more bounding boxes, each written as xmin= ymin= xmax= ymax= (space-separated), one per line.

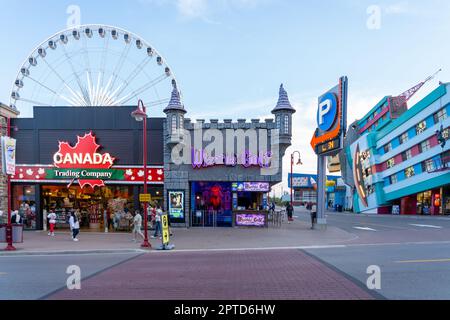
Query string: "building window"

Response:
xmin=383 ymin=143 xmax=392 ymax=153
xmin=284 ymin=115 xmax=289 ymax=134
xmin=179 ymin=115 xmax=184 ymax=130
xmin=382 ymin=113 xmax=387 ymax=121
xmin=402 ymin=149 xmax=412 ymax=161
xmin=390 ymin=174 xmax=398 ymax=184
xmin=12 ymin=185 xmax=37 ymax=230
xmin=276 ymin=116 xmax=281 ymax=130
xmin=416 ymin=120 xmax=427 ymax=134
xmin=443 ymin=150 xmax=450 ymax=168
xmin=422 ymin=159 xmax=435 ymax=173
xmin=386 ymin=158 xmax=395 ymax=169
xmin=171 ymin=115 xmax=177 ymax=133
xmin=433 ymin=108 xmax=447 ymax=124
xmin=420 ymin=139 xmax=431 ymax=153
xmin=405 ymin=166 xmax=415 ymax=178
xmin=443 ymin=127 xmax=450 ymax=140
xmin=399 ymin=132 xmax=408 ymax=144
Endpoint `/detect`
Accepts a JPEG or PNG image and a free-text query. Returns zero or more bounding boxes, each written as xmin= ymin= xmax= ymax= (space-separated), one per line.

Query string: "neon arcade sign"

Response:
xmin=191 ymin=149 xmax=272 ymax=169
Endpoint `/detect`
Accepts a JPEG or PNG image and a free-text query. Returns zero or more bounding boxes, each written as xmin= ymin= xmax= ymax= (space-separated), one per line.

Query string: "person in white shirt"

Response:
xmin=131 ymin=210 xmax=144 ymax=242
xmin=47 ymin=210 xmax=57 ymax=236
xmin=151 ymin=206 xmax=163 ymax=239
xmin=69 ymin=211 xmax=80 ymax=241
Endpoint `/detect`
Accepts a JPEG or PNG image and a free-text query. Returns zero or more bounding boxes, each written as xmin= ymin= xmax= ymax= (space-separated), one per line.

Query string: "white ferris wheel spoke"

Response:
xmin=121 ymin=73 xmax=168 ymax=105
xmin=60 ymin=45 xmax=90 ymax=104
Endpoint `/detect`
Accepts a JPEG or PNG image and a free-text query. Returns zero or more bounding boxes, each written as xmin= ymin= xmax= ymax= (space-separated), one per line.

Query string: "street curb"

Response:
xmin=0 ymin=249 xmax=147 ymax=256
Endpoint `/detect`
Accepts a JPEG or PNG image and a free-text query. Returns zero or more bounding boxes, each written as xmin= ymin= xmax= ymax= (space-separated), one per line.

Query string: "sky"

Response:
xmin=0 ymin=0 xmax=449 ymax=196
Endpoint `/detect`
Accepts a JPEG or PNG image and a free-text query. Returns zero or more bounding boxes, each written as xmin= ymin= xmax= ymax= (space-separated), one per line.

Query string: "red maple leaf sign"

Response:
xmin=54 ymin=132 xmax=115 ymax=188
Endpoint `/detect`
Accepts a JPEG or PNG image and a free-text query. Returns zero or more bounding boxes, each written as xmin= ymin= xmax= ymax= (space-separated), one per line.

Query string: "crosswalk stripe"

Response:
xmin=353 ymin=226 xmax=377 ymax=231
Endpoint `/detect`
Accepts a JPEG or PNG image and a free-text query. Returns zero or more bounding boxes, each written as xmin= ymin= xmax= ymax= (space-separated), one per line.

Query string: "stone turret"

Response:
xmin=163 ymin=83 xmax=187 ymax=144
xmin=271 ymin=84 xmax=296 ymax=151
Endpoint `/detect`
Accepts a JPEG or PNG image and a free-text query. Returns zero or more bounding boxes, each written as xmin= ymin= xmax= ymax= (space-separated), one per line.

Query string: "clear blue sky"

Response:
xmin=1 ymin=0 xmax=449 ymax=194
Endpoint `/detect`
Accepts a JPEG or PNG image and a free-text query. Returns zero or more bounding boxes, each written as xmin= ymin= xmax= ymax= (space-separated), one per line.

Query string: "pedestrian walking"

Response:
xmin=131 ymin=210 xmax=145 ymax=242
xmin=47 ymin=210 xmax=57 ymax=236
xmin=286 ymin=203 xmax=294 ymax=224
xmin=310 ymin=203 xmax=317 ymax=229
xmin=151 ymin=206 xmax=162 ymax=239
xmin=69 ymin=211 xmax=80 ymax=241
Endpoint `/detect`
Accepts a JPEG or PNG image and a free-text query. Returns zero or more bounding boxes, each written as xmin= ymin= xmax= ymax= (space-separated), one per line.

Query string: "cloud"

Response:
xmin=138 ymin=0 xmax=271 ymax=22
xmin=176 ymin=0 xmax=208 ymax=19
xmin=384 ymin=1 xmax=410 ymax=15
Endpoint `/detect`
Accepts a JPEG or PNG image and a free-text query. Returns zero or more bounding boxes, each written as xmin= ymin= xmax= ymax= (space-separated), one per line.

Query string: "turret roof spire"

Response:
xmin=164 ymin=82 xmax=186 ymax=114
xmin=272 ymin=83 xmax=296 ymax=114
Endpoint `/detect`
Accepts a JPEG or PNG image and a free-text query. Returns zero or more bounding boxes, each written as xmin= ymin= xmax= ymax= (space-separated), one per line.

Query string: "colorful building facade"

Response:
xmin=342 ymin=83 xmax=450 ymax=215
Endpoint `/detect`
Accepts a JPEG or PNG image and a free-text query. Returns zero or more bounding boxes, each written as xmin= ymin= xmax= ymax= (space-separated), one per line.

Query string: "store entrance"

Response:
xmin=42 ymin=185 xmax=136 ymax=231
xmin=417 ymin=191 xmax=432 ymax=215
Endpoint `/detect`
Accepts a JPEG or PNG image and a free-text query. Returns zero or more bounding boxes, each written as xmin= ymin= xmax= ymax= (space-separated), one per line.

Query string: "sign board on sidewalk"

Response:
xmin=161 ymin=214 xmax=170 ymax=245
xmin=139 ymin=194 xmax=151 ymax=202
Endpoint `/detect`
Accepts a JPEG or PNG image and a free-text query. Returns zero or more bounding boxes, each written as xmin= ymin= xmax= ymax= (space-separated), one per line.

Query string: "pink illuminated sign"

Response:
xmin=235 ymin=213 xmax=266 ymax=227
xmin=191 ymin=149 xmax=272 ymax=169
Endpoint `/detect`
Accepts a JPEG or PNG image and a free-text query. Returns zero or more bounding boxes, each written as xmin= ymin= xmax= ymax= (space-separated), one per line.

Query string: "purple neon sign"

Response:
xmin=191 ymin=149 xmax=272 ymax=169
xmin=235 ymin=213 xmax=266 ymax=227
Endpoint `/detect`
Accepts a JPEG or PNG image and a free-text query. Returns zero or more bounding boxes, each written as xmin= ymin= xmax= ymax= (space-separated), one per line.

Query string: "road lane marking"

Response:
xmin=395 ymin=258 xmax=450 ymax=264
xmin=409 ymin=224 xmax=442 ymax=229
xmin=353 ymin=227 xmax=377 ymax=231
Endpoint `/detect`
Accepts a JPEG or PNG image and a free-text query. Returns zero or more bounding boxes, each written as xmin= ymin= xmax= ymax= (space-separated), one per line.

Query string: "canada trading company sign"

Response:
xmin=52 ymin=132 xmax=116 ymax=188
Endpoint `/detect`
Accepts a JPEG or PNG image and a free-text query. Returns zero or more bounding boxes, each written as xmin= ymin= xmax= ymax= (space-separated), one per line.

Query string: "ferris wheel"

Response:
xmin=10 ymin=24 xmax=179 ymax=116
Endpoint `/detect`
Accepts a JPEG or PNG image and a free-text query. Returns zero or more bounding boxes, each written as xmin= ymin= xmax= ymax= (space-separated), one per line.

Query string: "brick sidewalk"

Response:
xmin=47 ymin=249 xmax=376 ymax=300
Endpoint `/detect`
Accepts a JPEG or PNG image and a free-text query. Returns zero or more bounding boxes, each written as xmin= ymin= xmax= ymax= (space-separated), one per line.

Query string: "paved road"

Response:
xmin=305 ymin=242 xmax=450 ymax=300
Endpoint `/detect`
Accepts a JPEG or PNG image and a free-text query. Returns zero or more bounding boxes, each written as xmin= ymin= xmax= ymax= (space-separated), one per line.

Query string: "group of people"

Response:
xmin=43 ymin=203 xmax=170 ymax=243
xmin=276 ymin=201 xmax=318 ymax=229
xmin=45 ymin=209 xmax=80 ymax=241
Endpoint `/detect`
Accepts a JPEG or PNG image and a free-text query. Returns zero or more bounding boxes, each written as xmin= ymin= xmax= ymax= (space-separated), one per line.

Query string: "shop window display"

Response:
xmin=12 ymin=185 xmax=37 ymax=230
xmin=41 ymin=185 xmax=135 ymax=230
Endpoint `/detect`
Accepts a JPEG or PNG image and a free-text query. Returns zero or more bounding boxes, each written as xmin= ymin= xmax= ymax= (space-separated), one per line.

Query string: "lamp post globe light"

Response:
xmin=290 ymin=151 xmax=303 ymax=209
xmin=131 ymin=99 xmax=151 ymax=248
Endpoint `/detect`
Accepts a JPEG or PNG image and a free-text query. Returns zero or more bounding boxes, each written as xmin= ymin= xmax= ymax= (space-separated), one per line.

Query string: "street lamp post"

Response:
xmin=290 ymin=151 xmax=302 ymax=209
xmin=131 ymin=100 xmax=151 ymax=248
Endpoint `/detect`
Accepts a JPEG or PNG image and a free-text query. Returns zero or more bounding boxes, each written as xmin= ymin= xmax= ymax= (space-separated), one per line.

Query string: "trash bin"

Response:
xmin=0 ymin=224 xmax=24 ymax=243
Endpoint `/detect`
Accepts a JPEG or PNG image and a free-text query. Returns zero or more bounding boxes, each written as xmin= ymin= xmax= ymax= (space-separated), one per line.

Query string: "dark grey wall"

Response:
xmin=11 ymin=106 xmax=164 ymax=165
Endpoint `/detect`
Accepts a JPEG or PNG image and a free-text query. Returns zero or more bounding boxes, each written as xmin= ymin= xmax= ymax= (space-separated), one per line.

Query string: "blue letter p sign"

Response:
xmin=317 ymin=93 xmax=338 ymax=132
